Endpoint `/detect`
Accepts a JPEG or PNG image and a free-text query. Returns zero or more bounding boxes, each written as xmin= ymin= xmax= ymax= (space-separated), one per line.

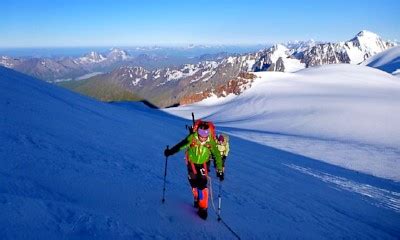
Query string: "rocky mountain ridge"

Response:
xmin=3 ymin=31 xmax=397 ymax=107
xmin=92 ymin=31 xmax=396 ymax=107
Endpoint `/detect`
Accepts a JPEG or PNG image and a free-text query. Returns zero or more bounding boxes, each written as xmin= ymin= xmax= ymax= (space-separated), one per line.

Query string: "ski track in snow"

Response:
xmin=284 ymin=164 xmax=400 ymax=213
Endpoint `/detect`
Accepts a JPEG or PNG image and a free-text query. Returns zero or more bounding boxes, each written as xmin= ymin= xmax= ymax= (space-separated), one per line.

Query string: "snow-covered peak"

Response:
xmin=286 ymin=39 xmax=316 ymax=45
xmin=355 ymin=30 xmax=380 ymax=39
xmin=252 ymin=44 xmax=305 ymax=72
xmin=269 ymin=44 xmax=290 ymax=62
xmin=346 ymin=30 xmax=389 ymax=62
xmin=107 ymin=48 xmax=130 ymax=60
xmin=300 ymin=30 xmax=395 ymax=66
xmin=79 ymin=51 xmax=106 ymax=63
xmin=350 ymin=30 xmax=383 ymax=47
xmin=164 ymin=63 xmax=202 ymax=81
xmin=285 ymin=39 xmax=318 ymax=52
xmin=274 ymin=43 xmax=289 ymax=50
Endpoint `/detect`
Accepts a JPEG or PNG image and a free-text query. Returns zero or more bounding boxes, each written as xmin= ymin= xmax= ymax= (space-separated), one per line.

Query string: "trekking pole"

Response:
xmin=162 ymin=145 xmax=169 ymax=203
xmin=209 ymin=177 xmax=241 ymax=239
xmin=217 ymin=180 xmax=222 ymax=221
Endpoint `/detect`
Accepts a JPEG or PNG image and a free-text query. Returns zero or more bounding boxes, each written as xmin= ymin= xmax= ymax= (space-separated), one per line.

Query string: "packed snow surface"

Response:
xmin=1 ymin=66 xmax=399 ymax=239
xmin=166 ymin=64 xmax=400 ymax=181
xmin=362 ymin=46 xmax=400 ymax=76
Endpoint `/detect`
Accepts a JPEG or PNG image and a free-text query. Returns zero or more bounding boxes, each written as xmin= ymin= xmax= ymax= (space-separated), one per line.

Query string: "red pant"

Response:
xmin=187 ymin=161 xmax=209 ymax=209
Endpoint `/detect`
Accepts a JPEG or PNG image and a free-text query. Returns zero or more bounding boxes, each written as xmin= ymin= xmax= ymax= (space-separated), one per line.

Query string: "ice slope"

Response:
xmin=1 ymin=66 xmax=399 ymax=239
xmin=362 ymin=46 xmax=400 ymax=76
xmin=165 ymin=64 xmax=400 ymax=181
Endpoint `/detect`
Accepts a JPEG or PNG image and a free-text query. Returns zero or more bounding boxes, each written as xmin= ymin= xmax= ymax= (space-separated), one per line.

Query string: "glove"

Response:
xmin=164 ymin=148 xmax=172 ymax=157
xmin=216 ymin=170 xmax=224 ymax=181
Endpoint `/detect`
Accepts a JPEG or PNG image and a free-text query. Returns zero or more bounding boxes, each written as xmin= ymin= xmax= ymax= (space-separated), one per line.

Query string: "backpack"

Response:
xmin=192 ymin=119 xmax=216 ymax=140
xmin=220 ymin=133 xmax=229 ymax=145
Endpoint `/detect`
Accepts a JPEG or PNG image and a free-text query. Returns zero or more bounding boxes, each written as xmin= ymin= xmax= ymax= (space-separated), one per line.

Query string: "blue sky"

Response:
xmin=1 ymin=0 xmax=399 ymax=47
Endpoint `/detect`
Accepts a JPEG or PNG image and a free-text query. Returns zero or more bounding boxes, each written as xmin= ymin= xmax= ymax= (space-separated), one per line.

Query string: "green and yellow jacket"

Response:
xmin=169 ymin=133 xmax=223 ymax=171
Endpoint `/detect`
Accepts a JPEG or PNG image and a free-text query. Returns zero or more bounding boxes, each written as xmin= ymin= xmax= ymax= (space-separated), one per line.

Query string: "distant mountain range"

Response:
xmin=61 ymin=31 xmax=396 ymax=107
xmin=252 ymin=30 xmax=396 ymax=71
xmin=0 ymin=48 xmax=234 ymax=82
xmin=0 ymin=48 xmax=145 ymax=81
xmin=1 ymin=31 xmax=397 ymax=107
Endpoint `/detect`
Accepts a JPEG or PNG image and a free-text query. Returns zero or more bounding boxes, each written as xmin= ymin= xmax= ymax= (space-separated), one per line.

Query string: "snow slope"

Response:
xmin=166 ymin=64 xmax=400 ymax=181
xmin=1 ymin=66 xmax=399 ymax=239
xmin=362 ymin=46 xmax=400 ymax=76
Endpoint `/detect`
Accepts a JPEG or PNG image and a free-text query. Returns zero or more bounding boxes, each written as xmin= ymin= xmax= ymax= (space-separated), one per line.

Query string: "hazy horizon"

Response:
xmin=0 ymin=44 xmax=268 ymax=58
